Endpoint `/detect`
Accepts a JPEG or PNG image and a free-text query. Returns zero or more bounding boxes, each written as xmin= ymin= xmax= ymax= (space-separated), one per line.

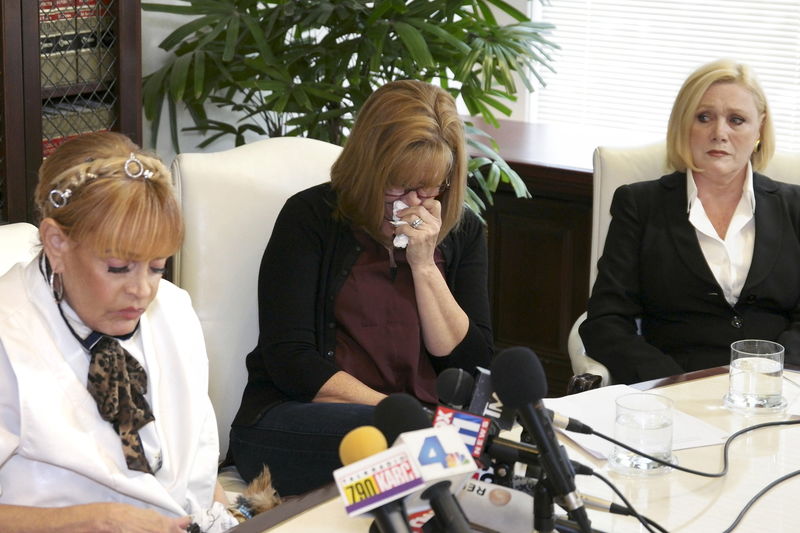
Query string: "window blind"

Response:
xmin=531 ymin=0 xmax=800 ymax=152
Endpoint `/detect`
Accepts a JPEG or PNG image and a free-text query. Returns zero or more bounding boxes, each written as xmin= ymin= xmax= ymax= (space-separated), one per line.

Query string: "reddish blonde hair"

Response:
xmin=35 ymin=131 xmax=183 ymax=260
xmin=331 ymin=80 xmax=467 ymax=243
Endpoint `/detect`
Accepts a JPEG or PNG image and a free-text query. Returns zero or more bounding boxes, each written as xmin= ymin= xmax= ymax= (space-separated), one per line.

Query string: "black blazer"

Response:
xmin=580 ymin=171 xmax=800 ymax=384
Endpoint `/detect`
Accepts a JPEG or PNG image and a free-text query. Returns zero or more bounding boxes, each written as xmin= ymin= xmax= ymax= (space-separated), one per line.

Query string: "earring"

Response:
xmin=754 ymin=139 xmax=762 ymax=153
xmin=49 ymin=269 xmax=64 ymax=303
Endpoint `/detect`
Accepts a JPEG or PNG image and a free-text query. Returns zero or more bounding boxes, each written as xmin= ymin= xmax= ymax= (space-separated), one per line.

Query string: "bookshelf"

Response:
xmin=0 ymin=0 xmax=141 ymax=224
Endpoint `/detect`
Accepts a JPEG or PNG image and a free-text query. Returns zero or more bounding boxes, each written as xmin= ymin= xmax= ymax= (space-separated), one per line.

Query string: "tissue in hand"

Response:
xmin=392 ymin=199 xmax=409 ymax=248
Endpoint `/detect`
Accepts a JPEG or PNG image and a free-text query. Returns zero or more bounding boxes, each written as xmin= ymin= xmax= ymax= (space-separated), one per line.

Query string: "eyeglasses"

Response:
xmin=385 ymin=181 xmax=450 ymax=200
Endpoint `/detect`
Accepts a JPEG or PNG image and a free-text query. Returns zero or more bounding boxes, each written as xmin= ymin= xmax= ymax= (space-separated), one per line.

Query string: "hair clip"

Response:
xmin=49 ymin=188 xmax=72 ymax=209
xmin=124 ymin=153 xmax=153 ymax=179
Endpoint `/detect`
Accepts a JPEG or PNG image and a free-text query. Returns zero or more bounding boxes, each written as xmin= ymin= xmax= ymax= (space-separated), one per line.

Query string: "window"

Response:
xmin=530 ymin=1 xmax=800 ymax=152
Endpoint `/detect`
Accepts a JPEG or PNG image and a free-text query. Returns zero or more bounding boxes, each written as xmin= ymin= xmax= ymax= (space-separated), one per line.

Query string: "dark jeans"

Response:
xmin=229 ymin=401 xmax=375 ymax=496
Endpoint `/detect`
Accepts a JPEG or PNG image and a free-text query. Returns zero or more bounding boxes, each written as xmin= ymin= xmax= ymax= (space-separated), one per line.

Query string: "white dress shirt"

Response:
xmin=687 ymin=161 xmax=756 ymax=307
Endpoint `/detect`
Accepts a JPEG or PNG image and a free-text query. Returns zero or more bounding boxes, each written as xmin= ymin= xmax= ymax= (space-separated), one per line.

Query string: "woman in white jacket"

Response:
xmin=0 ymin=132 xmax=237 ymax=532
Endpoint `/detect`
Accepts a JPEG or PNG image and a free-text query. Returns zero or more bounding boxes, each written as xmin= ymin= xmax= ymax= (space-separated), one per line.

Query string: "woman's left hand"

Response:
xmin=396 ymin=199 xmax=442 ymax=268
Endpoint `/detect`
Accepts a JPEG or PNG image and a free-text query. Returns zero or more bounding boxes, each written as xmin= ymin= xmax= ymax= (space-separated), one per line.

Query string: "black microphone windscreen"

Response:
xmin=373 ymin=393 xmax=431 ymax=444
xmin=436 ymin=368 xmax=474 ymax=407
xmin=490 ymin=347 xmax=548 ymax=408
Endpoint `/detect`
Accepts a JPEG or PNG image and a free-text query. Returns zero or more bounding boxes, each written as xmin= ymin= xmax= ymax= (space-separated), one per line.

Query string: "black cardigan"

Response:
xmin=232 ymin=183 xmax=493 ymax=426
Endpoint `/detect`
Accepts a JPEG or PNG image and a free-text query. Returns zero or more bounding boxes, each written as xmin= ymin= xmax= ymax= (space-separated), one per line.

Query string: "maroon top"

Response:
xmin=334 ymin=230 xmax=446 ymax=404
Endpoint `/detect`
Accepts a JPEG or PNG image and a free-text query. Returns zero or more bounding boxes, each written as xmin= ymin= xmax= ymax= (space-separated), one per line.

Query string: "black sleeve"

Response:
xmin=437 ymin=209 xmax=494 ymax=373
xmin=579 ymin=185 xmax=684 ymax=383
xmin=774 ymin=183 xmax=800 ymax=366
xmin=253 ymin=191 xmax=339 ymax=401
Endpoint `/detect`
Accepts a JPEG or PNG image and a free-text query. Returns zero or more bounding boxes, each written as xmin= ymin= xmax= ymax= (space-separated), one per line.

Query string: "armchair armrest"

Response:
xmin=567 ymin=311 xmax=612 ymax=387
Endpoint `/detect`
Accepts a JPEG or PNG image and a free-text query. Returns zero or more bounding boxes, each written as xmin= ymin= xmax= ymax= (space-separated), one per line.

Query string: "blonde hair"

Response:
xmin=331 ymin=80 xmax=467 ymax=243
xmin=34 ymin=131 xmax=183 ymax=260
xmin=667 ymin=59 xmax=774 ymax=172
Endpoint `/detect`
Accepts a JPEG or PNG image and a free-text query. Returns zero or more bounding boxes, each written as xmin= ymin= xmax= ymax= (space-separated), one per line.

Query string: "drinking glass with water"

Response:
xmin=609 ymin=393 xmax=676 ymax=475
xmin=724 ymin=339 xmax=787 ymax=412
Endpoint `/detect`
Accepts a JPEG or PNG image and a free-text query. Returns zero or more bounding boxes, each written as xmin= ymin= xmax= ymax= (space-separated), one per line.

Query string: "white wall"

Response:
xmin=141 ymin=2 xmax=244 ymax=163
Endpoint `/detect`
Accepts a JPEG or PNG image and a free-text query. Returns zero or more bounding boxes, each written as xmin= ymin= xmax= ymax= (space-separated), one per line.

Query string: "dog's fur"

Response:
xmin=227 ymin=465 xmax=281 ymax=522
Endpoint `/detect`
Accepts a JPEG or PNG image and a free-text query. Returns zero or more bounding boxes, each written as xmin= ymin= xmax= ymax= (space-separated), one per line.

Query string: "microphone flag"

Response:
xmin=333 ymin=444 xmax=424 ymax=517
xmin=432 ymin=405 xmax=491 ymax=460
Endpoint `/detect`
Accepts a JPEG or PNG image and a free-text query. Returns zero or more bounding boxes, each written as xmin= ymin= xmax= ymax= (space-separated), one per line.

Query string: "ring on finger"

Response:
xmin=410 ymin=218 xmax=424 ymax=229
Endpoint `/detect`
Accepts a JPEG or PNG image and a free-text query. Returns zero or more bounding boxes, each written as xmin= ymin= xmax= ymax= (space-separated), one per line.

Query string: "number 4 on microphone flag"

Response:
xmin=393 ymin=425 xmax=477 ymax=514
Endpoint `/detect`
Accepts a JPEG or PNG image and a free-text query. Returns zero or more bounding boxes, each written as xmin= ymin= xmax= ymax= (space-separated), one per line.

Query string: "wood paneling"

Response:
xmin=474 ymin=119 xmax=593 ymax=396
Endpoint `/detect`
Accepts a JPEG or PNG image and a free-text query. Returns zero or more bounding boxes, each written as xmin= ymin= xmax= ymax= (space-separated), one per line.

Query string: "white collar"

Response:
xmin=686 ymin=160 xmax=756 ymax=214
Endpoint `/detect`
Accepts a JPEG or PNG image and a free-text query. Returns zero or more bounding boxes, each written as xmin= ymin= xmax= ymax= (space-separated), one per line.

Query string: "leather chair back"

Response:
xmin=171 ymin=137 xmax=343 ymax=458
xmin=0 ymin=223 xmax=40 ymax=275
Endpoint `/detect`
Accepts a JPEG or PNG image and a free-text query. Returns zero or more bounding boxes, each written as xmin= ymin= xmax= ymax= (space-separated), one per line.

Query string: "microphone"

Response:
xmin=433 ymin=371 xmax=594 ymax=475
xmin=374 ymin=394 xmax=475 ymax=533
xmin=432 ymin=399 xmax=594 ymax=474
xmin=374 ymin=393 xmax=433 ymax=445
xmin=581 ymin=494 xmax=633 ymax=516
xmin=485 ymin=435 xmax=594 ymax=477
xmin=546 ymin=409 xmax=593 ymax=435
xmin=339 ymin=425 xmax=389 ymax=465
xmin=333 ymin=426 xmax=420 ymax=533
xmin=436 ymin=368 xmax=474 ymax=410
xmin=491 ymin=347 xmax=592 ymax=533
xmin=439 ymin=367 xmax=592 ymax=435
xmin=467 ymin=367 xmax=516 ymax=430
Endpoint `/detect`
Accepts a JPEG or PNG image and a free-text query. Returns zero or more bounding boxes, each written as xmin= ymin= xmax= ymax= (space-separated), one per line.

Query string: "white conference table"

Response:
xmin=232 ymin=366 xmax=800 ymax=533
xmin=571 ymin=366 xmax=800 ymax=532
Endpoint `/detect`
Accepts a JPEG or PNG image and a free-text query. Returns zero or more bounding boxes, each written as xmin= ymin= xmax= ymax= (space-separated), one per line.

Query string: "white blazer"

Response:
xmin=0 ymin=259 xmax=219 ymax=517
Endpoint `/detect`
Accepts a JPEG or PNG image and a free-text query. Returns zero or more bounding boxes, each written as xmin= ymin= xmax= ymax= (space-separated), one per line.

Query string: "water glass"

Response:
xmin=724 ymin=339 xmax=786 ymax=412
xmin=609 ymin=393 xmax=675 ymax=475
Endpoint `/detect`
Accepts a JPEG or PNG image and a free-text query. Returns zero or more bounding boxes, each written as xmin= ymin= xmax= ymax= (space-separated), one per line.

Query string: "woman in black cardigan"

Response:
xmin=581 ymin=59 xmax=800 ymax=384
xmin=229 ymin=80 xmax=493 ymax=495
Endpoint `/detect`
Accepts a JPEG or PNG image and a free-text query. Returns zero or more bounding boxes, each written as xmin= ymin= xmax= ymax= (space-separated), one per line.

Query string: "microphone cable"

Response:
xmin=585 ymin=418 xmax=800 ymax=532
xmin=719 ymin=467 xmax=800 ymax=533
xmin=506 ymin=463 xmax=666 ymax=533
xmin=589 ymin=418 xmax=800 ymax=478
xmin=589 ymin=471 xmax=668 ymax=533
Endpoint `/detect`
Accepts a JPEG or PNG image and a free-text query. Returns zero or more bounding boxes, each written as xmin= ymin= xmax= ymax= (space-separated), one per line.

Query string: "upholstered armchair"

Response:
xmin=0 ymin=222 xmax=39 ymax=274
xmin=170 ymin=136 xmax=343 ymax=465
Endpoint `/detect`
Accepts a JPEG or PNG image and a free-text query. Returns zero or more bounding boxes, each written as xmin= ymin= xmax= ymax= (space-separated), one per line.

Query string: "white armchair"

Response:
xmin=567 ymin=142 xmax=668 ymax=386
xmin=568 ymin=143 xmax=800 ymax=386
xmin=0 ymin=222 xmax=40 ymax=275
xmin=170 ymin=136 xmax=343 ymax=464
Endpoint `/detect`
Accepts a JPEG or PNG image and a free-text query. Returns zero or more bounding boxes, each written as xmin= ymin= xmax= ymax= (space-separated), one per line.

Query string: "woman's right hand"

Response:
xmin=92 ymin=503 xmax=193 ymax=533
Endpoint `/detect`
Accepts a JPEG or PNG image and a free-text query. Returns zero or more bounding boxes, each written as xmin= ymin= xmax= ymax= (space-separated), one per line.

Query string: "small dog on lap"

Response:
xmin=227 ymin=465 xmax=281 ymax=522
xmin=186 ymin=465 xmax=281 ymax=532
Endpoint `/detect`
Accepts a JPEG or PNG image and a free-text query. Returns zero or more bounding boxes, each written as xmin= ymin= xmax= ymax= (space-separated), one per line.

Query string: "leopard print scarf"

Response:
xmin=44 ymin=255 xmax=155 ymax=474
xmin=87 ymin=335 xmax=155 ymax=474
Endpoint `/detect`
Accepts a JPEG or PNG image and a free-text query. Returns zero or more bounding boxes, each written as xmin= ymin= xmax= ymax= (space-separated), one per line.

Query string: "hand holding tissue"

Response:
xmin=392 ymin=199 xmax=409 ymax=248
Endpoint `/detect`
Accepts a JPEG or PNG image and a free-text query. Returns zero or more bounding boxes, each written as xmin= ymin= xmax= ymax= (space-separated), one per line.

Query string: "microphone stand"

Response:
xmin=489 ymin=459 xmax=515 ymax=488
xmin=534 ymin=476 xmax=606 ymax=533
xmin=534 ymin=477 xmax=556 ymax=533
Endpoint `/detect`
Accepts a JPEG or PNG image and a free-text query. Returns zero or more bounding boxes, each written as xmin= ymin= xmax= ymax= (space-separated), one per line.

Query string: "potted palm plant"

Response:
xmin=142 ymin=0 xmax=558 ymax=212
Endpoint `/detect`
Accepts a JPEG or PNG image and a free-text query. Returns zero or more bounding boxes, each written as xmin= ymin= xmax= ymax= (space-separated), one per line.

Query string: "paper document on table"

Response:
xmin=544 ymin=384 xmax=728 ymax=459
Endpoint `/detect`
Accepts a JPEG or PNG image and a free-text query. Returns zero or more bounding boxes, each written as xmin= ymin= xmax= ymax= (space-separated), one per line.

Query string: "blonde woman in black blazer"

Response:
xmin=580 ymin=59 xmax=800 ymax=384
